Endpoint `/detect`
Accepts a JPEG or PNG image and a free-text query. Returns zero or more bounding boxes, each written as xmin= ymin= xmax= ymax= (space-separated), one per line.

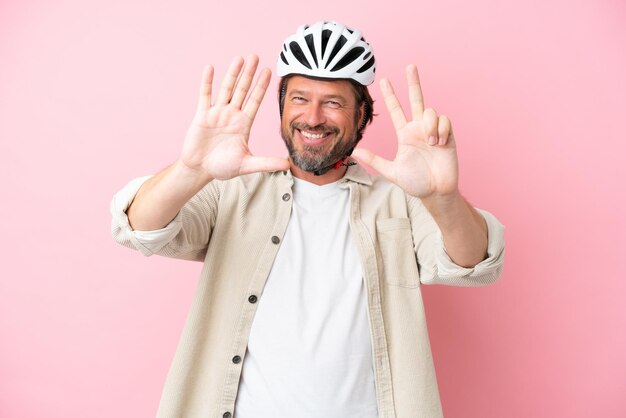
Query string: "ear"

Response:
xmin=358 ymin=102 xmax=367 ymax=130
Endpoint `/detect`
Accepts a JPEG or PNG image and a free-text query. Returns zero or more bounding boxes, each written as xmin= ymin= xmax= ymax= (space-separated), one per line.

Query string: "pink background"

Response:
xmin=2 ymin=0 xmax=625 ymax=417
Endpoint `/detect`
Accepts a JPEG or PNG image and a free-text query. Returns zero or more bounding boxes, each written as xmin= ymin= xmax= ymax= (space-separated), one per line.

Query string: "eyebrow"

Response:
xmin=288 ymin=89 xmax=349 ymax=102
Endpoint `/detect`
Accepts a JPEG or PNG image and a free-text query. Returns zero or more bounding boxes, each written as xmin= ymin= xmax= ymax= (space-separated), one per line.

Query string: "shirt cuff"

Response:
xmin=110 ymin=176 xmax=183 ymax=256
xmin=434 ymin=208 xmax=505 ymax=279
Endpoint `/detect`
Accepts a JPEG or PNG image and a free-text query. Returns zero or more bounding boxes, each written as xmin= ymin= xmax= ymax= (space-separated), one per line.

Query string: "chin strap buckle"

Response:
xmin=333 ymin=159 xmax=357 ymax=170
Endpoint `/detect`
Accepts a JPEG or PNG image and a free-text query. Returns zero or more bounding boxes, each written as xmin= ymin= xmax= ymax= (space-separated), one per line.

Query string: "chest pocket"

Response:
xmin=376 ymin=218 xmax=420 ymax=288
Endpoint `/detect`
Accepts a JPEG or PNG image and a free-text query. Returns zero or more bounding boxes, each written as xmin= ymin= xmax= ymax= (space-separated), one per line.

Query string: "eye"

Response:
xmin=325 ymin=100 xmax=341 ymax=108
xmin=291 ymin=96 xmax=307 ymax=104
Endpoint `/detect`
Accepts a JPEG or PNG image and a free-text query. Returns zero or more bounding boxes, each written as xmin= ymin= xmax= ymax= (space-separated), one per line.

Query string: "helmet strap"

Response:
xmin=312 ymin=148 xmax=357 ymax=176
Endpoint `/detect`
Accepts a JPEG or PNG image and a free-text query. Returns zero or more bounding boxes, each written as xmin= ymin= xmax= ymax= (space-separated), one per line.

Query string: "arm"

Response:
xmin=407 ymin=193 xmax=504 ymax=285
xmin=127 ymin=55 xmax=289 ymax=231
xmin=419 ymin=193 xmax=487 ymax=268
xmin=353 ymin=65 xmax=490 ymax=268
xmin=110 ymin=175 xmax=220 ymax=260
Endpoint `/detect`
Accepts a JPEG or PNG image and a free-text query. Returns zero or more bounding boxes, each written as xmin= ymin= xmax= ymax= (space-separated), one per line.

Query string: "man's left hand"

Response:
xmin=352 ymin=64 xmax=459 ymax=200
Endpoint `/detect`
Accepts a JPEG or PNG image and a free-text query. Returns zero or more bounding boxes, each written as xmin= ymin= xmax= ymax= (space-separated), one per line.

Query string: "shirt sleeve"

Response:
xmin=110 ymin=176 xmax=184 ymax=256
xmin=428 ymin=208 xmax=505 ymax=286
xmin=408 ymin=196 xmax=505 ymax=286
xmin=110 ymin=176 xmax=220 ymax=261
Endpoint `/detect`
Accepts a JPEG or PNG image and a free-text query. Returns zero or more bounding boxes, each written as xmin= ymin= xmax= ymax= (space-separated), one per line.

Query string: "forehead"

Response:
xmin=285 ymin=76 xmax=355 ymax=101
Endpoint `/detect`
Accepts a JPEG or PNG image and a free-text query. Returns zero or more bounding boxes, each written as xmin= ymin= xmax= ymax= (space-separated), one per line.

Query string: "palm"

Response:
xmin=392 ymin=119 xmax=458 ymax=197
xmin=353 ymin=65 xmax=459 ymax=199
xmin=180 ymin=56 xmax=289 ymax=181
xmin=183 ymin=104 xmax=255 ymax=179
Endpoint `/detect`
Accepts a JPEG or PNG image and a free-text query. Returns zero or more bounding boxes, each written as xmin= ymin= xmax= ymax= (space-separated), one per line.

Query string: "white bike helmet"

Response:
xmin=277 ymin=21 xmax=376 ymax=86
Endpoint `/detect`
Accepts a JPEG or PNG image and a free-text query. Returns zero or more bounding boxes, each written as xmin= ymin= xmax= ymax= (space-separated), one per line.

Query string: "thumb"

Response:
xmin=239 ymin=156 xmax=290 ymax=176
xmin=352 ymin=147 xmax=395 ymax=180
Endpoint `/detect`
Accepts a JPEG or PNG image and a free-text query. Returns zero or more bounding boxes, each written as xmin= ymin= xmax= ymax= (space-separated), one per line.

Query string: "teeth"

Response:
xmin=300 ymin=130 xmax=327 ymax=140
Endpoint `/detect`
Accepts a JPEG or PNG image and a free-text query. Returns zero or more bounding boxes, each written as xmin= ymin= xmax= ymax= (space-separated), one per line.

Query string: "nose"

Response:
xmin=302 ymin=102 xmax=326 ymax=127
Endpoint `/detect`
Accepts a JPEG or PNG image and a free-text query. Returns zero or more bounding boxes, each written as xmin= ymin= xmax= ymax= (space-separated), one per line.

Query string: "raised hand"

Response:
xmin=181 ymin=55 xmax=289 ymax=181
xmin=352 ymin=65 xmax=459 ymax=199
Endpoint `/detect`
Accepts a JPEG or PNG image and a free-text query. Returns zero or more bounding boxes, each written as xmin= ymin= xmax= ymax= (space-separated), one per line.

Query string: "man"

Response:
xmin=111 ymin=21 xmax=504 ymax=418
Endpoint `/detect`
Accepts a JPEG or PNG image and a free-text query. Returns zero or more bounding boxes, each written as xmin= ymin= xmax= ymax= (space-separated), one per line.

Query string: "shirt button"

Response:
xmin=232 ymin=355 xmax=242 ymax=364
xmin=271 ymin=236 xmax=280 ymax=244
xmin=223 ymin=412 xmax=232 ymax=418
xmin=248 ymin=295 xmax=258 ymax=304
xmin=282 ymin=193 xmax=291 ymax=201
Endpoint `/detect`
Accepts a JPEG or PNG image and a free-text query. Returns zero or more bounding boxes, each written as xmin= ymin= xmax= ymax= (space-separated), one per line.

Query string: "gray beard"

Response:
xmin=281 ymin=124 xmax=357 ymax=173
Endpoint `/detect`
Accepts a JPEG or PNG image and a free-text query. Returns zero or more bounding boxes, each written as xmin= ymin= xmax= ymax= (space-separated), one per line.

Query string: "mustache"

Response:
xmin=290 ymin=122 xmax=339 ymax=134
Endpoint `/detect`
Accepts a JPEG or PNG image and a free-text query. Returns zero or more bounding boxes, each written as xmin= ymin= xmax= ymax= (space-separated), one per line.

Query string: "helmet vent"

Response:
xmin=289 ymin=41 xmax=312 ymax=69
xmin=357 ymin=56 xmax=376 ymax=73
xmin=304 ymin=34 xmax=318 ymax=67
xmin=280 ymin=51 xmax=289 ymax=65
xmin=321 ymin=29 xmax=332 ymax=58
xmin=326 ymin=35 xmax=347 ymax=68
xmin=331 ymin=47 xmax=365 ymax=72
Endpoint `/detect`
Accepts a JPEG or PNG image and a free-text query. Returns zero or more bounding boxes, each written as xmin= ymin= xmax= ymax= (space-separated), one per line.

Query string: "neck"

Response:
xmin=289 ymin=159 xmax=348 ymax=185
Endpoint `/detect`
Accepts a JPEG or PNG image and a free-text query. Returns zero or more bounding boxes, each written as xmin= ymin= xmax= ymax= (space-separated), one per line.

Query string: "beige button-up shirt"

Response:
xmin=111 ymin=163 xmax=505 ymax=418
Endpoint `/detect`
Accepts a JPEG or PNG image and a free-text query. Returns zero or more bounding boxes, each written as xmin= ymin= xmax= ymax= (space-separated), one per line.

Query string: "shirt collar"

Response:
xmin=341 ymin=157 xmax=373 ymax=186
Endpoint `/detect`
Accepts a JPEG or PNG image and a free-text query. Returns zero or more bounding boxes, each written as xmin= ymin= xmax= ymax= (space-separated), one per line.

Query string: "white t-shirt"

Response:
xmin=234 ymin=178 xmax=378 ymax=418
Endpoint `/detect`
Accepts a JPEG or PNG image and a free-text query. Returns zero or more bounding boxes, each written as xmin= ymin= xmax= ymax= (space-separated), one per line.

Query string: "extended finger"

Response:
xmin=216 ymin=56 xmax=245 ymax=104
xmin=243 ymin=67 xmax=271 ymax=120
xmin=406 ymin=65 xmax=425 ymax=121
xmin=380 ymin=78 xmax=407 ymax=131
xmin=352 ymin=147 xmax=396 ymax=181
xmin=197 ymin=65 xmax=214 ymax=111
xmin=437 ymin=115 xmax=453 ymax=146
xmin=230 ymin=54 xmax=259 ymax=108
xmin=239 ymin=155 xmax=290 ymax=175
xmin=423 ymin=108 xmax=439 ymax=145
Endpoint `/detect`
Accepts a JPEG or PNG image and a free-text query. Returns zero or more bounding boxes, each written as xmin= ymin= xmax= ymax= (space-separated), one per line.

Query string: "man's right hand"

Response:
xmin=126 ymin=55 xmax=288 ymax=231
xmin=180 ymin=55 xmax=289 ymax=182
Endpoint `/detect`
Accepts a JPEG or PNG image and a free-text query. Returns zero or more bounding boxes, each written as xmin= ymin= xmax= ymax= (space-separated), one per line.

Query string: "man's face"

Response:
xmin=281 ymin=76 xmax=362 ymax=173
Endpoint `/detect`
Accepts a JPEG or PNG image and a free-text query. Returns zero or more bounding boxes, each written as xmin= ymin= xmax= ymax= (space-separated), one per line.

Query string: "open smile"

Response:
xmin=297 ymin=129 xmax=333 ymax=145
